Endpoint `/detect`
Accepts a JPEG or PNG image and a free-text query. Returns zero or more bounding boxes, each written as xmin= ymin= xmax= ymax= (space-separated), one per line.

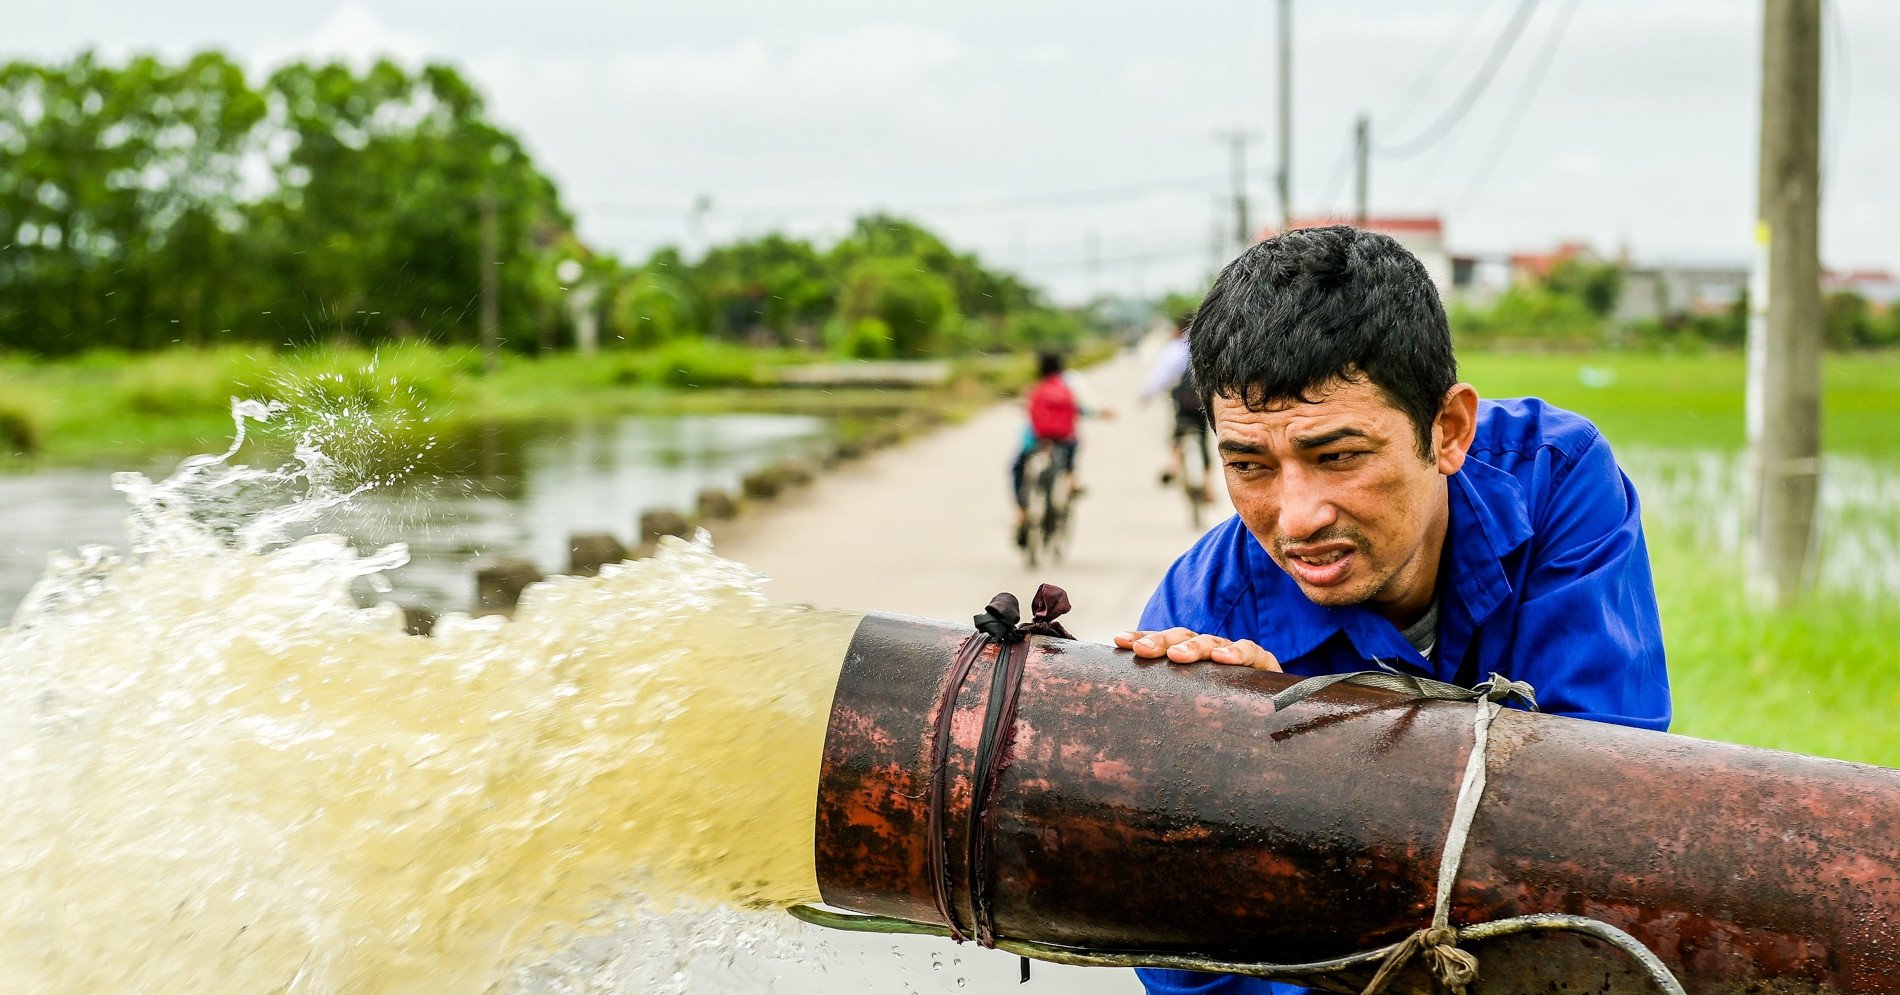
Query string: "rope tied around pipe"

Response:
xmin=1274 ymin=669 xmax=1536 ymax=995
xmin=924 ymin=585 xmax=1073 ymax=950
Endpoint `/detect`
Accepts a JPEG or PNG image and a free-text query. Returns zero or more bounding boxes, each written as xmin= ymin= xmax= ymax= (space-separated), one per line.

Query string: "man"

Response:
xmin=1111 ymin=226 xmax=1670 ymax=995
xmin=1141 ymin=317 xmax=1212 ymax=502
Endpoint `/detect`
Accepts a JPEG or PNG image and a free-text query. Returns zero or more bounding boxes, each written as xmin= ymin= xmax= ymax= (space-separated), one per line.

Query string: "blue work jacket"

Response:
xmin=1134 ymin=397 xmax=1671 ymax=995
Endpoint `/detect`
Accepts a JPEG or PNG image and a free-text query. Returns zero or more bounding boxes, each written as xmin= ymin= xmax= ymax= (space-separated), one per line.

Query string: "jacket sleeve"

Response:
xmin=1136 ymin=968 xmax=1304 ymax=994
xmin=1507 ymin=430 xmax=1672 ymax=731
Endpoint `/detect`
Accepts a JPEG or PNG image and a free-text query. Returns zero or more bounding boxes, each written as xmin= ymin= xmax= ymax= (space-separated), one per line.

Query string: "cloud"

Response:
xmin=247 ymin=1 xmax=435 ymax=75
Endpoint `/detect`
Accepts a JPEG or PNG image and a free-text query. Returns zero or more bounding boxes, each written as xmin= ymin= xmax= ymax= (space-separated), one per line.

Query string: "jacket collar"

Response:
xmin=1242 ymin=454 xmax=1534 ymax=670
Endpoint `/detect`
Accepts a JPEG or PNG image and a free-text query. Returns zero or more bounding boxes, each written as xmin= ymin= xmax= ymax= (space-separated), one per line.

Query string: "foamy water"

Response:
xmin=0 ymin=403 xmax=859 ymax=993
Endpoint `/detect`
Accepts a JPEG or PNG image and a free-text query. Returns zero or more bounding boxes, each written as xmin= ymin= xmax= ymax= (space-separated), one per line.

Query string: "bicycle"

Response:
xmin=1166 ymin=413 xmax=1214 ymax=530
xmin=1178 ymin=437 xmax=1211 ymax=529
xmin=1019 ymin=440 xmax=1074 ymax=568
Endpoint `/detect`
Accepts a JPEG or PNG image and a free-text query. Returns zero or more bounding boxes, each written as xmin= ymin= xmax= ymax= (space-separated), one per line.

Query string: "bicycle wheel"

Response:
xmin=1182 ymin=455 xmax=1204 ymax=530
xmin=1020 ymin=448 xmax=1048 ymax=568
xmin=1036 ymin=457 xmax=1063 ymax=563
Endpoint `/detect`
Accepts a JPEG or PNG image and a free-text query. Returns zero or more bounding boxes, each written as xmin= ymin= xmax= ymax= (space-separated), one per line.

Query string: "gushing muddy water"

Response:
xmin=0 ymin=405 xmax=859 ymax=993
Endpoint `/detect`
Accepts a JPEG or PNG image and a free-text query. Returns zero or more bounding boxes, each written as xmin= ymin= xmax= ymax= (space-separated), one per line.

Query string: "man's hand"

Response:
xmin=1112 ymin=627 xmax=1282 ymax=671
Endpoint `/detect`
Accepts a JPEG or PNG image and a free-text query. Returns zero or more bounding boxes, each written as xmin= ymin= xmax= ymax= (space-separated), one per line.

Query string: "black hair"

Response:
xmin=1188 ymin=225 xmax=1455 ymax=457
xmin=1037 ymin=351 xmax=1065 ymax=379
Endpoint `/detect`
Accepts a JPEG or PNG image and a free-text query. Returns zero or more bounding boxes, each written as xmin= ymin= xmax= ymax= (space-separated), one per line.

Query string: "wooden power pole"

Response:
xmin=1354 ymin=114 xmax=1370 ymax=225
xmin=1744 ymin=0 xmax=1823 ymax=606
xmin=1276 ymin=0 xmax=1293 ymax=229
xmin=1216 ymin=130 xmax=1257 ymax=252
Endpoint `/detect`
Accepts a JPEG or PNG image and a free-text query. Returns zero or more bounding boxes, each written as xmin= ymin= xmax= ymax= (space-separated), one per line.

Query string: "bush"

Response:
xmin=0 ymin=402 xmax=40 ymax=456
xmin=835 ymin=257 xmax=954 ymax=358
xmin=836 ymin=317 xmax=895 ymax=359
xmin=612 ymin=272 xmax=701 ymax=348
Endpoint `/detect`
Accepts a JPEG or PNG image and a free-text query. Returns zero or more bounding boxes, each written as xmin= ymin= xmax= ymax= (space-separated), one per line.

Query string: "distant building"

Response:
xmin=1509 ymin=241 xmax=1603 ymax=286
xmin=1616 ymin=261 xmax=1751 ymax=323
xmin=1265 ymin=216 xmax=1453 ymax=297
xmin=1824 ymin=269 xmax=1900 ymax=310
xmin=1450 ymin=253 xmax=1513 ymax=305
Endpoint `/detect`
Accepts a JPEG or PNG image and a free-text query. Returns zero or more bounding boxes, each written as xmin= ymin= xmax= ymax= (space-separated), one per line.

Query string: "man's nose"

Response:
xmin=1277 ymin=468 xmax=1338 ymax=540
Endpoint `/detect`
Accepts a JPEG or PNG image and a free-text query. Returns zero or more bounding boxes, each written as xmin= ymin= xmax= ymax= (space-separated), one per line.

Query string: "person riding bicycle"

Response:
xmin=1143 ymin=318 xmax=1212 ymax=502
xmin=1011 ymin=352 xmax=1100 ymax=548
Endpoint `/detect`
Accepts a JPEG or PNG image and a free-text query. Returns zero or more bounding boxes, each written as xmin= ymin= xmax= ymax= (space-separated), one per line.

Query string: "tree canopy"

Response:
xmin=0 ymin=51 xmax=1087 ymax=361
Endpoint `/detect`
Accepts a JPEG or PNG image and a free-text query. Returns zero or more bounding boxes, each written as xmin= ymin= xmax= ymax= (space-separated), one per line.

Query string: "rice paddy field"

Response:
xmin=1462 ymin=351 xmax=1900 ymax=766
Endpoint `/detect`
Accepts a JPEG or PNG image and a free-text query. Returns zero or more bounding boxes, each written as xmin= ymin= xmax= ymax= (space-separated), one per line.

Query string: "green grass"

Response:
xmin=1461 ymin=351 xmax=1900 ymax=767
xmin=1647 ymin=528 xmax=1900 ymax=767
xmin=1460 ymin=350 xmax=1900 ymax=457
xmin=0 ymin=341 xmax=1034 ymax=469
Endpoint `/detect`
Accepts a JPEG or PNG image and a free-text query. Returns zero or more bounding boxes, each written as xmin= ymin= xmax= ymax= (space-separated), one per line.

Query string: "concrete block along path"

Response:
xmin=699 ymin=344 xmax=1231 ymax=994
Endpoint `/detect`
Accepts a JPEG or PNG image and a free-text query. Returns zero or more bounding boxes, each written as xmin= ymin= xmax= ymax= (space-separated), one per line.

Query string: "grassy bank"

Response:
xmin=0 ymin=342 xmax=1070 ymax=468
xmin=1462 ymin=350 xmax=1900 ymax=766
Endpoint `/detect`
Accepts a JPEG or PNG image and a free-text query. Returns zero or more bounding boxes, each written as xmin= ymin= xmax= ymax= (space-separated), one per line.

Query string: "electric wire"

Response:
xmin=586 ymin=174 xmax=1227 ymax=221
xmin=1380 ymin=0 xmax=1502 ymax=127
xmin=1451 ymin=0 xmax=1581 ymax=215
xmin=1374 ymin=0 xmax=1542 ymax=161
xmin=1312 ymin=127 xmax=1359 ymax=218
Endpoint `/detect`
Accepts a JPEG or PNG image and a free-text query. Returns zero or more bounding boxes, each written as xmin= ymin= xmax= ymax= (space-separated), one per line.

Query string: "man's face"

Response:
xmin=1213 ymin=378 xmax=1471 ymax=624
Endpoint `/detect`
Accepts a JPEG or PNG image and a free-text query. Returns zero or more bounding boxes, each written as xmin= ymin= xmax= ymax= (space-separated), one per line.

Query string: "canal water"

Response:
xmin=0 ymin=411 xmax=833 ymax=621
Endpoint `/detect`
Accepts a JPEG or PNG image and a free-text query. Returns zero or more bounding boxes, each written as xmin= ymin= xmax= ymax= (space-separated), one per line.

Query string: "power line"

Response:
xmin=1374 ymin=0 xmax=1542 ymax=161
xmin=915 ymin=174 xmax=1226 ymax=214
xmin=586 ymin=173 xmax=1228 ymax=222
xmin=1451 ymin=0 xmax=1580 ymax=215
xmin=1379 ymin=0 xmax=1502 ymax=127
xmin=1313 ymin=126 xmax=1359 ymax=216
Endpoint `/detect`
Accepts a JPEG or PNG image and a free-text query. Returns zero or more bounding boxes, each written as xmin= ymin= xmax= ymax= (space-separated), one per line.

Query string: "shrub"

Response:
xmin=835 ymin=257 xmax=954 ymax=358
xmin=0 ymin=402 xmax=39 ymax=456
xmin=836 ymin=317 xmax=895 ymax=359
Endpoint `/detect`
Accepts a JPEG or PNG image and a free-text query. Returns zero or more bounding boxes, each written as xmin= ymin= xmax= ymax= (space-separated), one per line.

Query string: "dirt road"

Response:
xmin=703 ymin=343 xmax=1229 ymax=994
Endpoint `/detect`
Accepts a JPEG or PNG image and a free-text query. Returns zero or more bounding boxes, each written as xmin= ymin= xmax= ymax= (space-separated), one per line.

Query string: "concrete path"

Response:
xmin=714 ymin=343 xmax=1227 ymax=643
xmin=704 ymin=343 xmax=1230 ymax=994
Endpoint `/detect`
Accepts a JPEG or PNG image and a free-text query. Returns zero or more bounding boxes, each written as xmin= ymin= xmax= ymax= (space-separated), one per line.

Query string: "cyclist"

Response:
xmin=1011 ymin=352 xmax=1102 ymax=548
xmin=1142 ymin=317 xmax=1211 ymax=502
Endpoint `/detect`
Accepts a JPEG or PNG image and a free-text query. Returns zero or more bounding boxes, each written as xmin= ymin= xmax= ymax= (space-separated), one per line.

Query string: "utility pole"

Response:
xmin=1216 ymin=130 xmax=1259 ymax=252
xmin=1277 ymin=0 xmax=1293 ymax=228
xmin=1744 ymin=0 xmax=1823 ymax=607
xmin=479 ymin=180 xmax=500 ymax=375
xmin=1354 ymin=114 xmax=1370 ymax=225
xmin=1086 ymin=228 xmax=1102 ymax=300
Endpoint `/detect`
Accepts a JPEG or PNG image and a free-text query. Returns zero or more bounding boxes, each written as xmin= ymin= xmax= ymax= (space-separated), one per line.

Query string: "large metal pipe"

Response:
xmin=812 ymin=613 xmax=1900 ymax=994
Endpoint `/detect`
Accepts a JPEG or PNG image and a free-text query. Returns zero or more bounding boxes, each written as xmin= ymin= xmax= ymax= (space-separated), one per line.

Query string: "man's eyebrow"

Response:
xmin=1217 ymin=438 xmax=1266 ymax=455
xmin=1291 ymin=427 xmax=1371 ymax=450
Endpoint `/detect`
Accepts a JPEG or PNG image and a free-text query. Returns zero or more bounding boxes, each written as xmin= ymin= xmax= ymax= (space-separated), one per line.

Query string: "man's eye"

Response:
xmin=1317 ymin=451 xmax=1365 ymax=465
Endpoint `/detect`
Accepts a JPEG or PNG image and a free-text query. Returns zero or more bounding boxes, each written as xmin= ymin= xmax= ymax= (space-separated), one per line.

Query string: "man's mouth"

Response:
xmin=1282 ymin=544 xmax=1357 ymax=586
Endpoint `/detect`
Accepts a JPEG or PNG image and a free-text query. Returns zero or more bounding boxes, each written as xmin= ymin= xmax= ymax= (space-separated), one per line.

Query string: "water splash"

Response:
xmin=0 ymin=401 xmax=858 ymax=993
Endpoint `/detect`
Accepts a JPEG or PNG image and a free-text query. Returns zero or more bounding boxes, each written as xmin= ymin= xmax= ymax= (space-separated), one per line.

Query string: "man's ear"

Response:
xmin=1433 ymin=384 xmax=1480 ymax=476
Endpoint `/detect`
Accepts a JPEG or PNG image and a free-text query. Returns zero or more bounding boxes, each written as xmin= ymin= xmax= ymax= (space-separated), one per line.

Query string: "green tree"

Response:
xmin=835 ymin=256 xmax=954 ymax=357
xmin=1544 ymin=258 xmax=1625 ymax=318
xmin=258 ymin=60 xmax=572 ymax=349
xmin=693 ymin=233 xmax=832 ymax=344
xmin=1823 ymin=291 xmax=1879 ymax=350
xmin=612 ymin=270 xmax=699 ymax=347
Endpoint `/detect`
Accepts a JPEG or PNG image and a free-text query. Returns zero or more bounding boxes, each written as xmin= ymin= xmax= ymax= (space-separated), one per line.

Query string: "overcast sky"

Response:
xmin=10 ymin=0 xmax=1897 ymax=302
